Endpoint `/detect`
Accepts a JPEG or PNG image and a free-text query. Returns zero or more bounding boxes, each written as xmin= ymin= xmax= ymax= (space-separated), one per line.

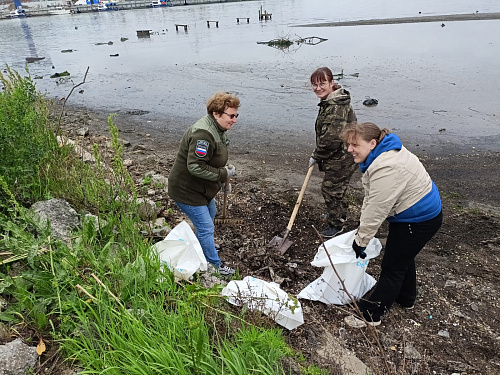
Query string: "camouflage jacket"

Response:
xmin=312 ymin=86 xmax=357 ymax=165
xmin=168 ymin=115 xmax=229 ymax=206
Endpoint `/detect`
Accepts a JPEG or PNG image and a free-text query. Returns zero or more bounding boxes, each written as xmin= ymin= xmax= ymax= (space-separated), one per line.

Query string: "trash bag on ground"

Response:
xmin=221 ymin=276 xmax=304 ymax=330
xmin=297 ymin=230 xmax=382 ymax=305
xmin=152 ymin=220 xmax=207 ymax=281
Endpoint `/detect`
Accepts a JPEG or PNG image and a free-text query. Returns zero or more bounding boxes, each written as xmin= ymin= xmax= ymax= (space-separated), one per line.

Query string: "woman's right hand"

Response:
xmin=225 ymin=165 xmax=237 ymax=178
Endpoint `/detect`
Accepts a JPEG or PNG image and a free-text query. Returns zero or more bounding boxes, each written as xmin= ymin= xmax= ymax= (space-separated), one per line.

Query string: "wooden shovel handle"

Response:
xmin=286 ymin=165 xmax=314 ymax=231
xmin=222 ymin=178 xmax=230 ymax=219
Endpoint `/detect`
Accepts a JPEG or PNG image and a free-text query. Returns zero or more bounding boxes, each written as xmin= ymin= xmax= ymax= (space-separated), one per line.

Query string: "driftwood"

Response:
xmin=257 ymin=35 xmax=328 ymax=49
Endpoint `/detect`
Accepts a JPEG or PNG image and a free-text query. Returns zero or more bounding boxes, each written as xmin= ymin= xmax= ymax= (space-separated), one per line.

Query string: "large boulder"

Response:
xmin=30 ymin=199 xmax=80 ymax=241
xmin=0 ymin=338 xmax=38 ymax=375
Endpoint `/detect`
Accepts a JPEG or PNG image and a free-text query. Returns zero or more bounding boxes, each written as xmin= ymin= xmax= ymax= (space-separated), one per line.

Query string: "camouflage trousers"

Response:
xmin=321 ymin=157 xmax=356 ymax=228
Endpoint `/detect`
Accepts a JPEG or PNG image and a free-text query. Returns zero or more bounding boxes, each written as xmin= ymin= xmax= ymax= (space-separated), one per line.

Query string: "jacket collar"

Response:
xmin=359 ymin=134 xmax=402 ymax=173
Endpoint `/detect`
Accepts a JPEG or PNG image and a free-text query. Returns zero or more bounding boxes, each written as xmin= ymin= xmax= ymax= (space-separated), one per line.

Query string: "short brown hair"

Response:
xmin=206 ymin=92 xmax=240 ymax=115
xmin=341 ymin=122 xmax=391 ymax=145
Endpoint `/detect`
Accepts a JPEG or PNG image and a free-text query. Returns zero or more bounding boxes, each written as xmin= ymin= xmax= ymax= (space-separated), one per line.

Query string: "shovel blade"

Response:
xmin=268 ymin=235 xmax=293 ymax=255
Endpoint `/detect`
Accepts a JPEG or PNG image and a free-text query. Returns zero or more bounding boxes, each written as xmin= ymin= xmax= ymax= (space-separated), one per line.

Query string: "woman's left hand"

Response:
xmin=352 ymin=240 xmax=367 ymax=259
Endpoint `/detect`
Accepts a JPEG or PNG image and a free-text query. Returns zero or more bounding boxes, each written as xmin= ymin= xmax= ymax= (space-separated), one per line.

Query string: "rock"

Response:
xmin=83 ymin=213 xmax=107 ymax=230
xmin=154 ymin=217 xmax=166 ymax=227
xmin=123 ymin=159 xmax=134 ymax=167
xmin=0 ymin=297 xmax=7 ymax=311
xmin=0 ymin=338 xmax=38 ymax=375
xmin=76 ymin=127 xmax=89 ymax=137
xmin=25 ymin=57 xmax=45 ymax=63
xmin=50 ymin=71 xmax=70 ymax=78
xmin=136 ymin=198 xmax=158 ymax=220
xmin=438 ymin=330 xmax=450 ymax=338
xmin=30 ymin=199 xmax=80 ymax=241
xmin=149 ymin=174 xmax=168 ymax=189
xmin=0 ymin=323 xmax=10 ymax=342
xmin=119 ymin=138 xmax=131 ymax=147
xmin=404 ymin=343 xmax=422 ymax=360
xmin=362 ymin=98 xmax=378 ymax=107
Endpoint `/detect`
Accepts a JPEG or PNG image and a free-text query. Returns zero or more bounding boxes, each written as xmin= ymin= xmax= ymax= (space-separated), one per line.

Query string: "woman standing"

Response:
xmin=308 ymin=67 xmax=357 ymax=238
xmin=342 ymin=122 xmax=442 ymax=328
xmin=168 ymin=92 xmax=239 ymax=276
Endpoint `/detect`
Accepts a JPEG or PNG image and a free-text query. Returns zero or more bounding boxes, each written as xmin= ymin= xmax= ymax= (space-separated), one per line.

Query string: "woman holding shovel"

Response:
xmin=168 ymin=92 xmax=239 ymax=276
xmin=308 ymin=67 xmax=358 ymax=238
xmin=341 ymin=122 xmax=442 ymax=328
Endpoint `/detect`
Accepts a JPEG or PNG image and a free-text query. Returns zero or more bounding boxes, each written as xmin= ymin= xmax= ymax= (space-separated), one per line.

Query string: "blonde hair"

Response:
xmin=341 ymin=122 xmax=391 ymax=145
xmin=206 ymin=92 xmax=240 ymax=115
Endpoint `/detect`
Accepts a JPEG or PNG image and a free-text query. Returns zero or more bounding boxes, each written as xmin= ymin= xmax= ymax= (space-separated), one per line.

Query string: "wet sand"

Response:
xmin=297 ymin=12 xmax=500 ymax=27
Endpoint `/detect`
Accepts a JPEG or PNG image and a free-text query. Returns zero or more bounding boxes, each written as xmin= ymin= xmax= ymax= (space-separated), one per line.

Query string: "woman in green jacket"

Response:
xmin=168 ymin=92 xmax=239 ymax=276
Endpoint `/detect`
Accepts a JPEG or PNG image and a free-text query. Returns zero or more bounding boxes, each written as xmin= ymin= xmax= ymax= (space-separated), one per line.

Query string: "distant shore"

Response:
xmin=296 ymin=12 xmax=500 ymax=27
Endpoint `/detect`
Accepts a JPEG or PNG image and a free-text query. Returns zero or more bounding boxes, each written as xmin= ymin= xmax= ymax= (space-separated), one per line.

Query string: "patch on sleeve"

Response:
xmin=195 ymin=140 xmax=209 ymax=158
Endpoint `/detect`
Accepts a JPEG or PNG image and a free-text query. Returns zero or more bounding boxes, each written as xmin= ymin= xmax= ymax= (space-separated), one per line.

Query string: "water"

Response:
xmin=1 ymin=0 xmax=499 ymax=154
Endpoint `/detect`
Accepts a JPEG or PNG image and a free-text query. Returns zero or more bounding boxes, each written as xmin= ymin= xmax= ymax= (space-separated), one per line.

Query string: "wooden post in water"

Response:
xmin=175 ymin=24 xmax=188 ymax=32
xmin=259 ymin=5 xmax=272 ymax=20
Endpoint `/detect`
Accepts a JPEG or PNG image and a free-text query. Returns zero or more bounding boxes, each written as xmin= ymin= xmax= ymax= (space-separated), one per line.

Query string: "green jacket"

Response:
xmin=168 ymin=115 xmax=229 ymax=206
xmin=312 ymin=86 xmax=357 ymax=169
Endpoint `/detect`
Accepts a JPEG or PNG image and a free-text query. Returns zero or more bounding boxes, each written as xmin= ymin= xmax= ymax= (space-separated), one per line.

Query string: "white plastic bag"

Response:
xmin=297 ymin=230 xmax=382 ymax=305
xmin=221 ymin=276 xmax=304 ymax=330
xmin=152 ymin=220 xmax=207 ymax=281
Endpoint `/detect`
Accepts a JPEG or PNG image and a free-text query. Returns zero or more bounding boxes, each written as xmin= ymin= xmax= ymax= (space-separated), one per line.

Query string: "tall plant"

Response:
xmin=0 ymin=65 xmax=60 ymax=204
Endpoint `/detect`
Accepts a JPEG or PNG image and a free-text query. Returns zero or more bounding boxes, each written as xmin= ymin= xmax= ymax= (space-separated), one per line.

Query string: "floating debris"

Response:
xmin=258 ymin=35 xmax=328 ymax=51
xmin=26 ymin=57 xmax=45 ymax=63
xmin=50 ymin=71 xmax=70 ymax=79
xmin=363 ymin=98 xmax=379 ymax=107
xmin=295 ymin=36 xmax=328 ymax=45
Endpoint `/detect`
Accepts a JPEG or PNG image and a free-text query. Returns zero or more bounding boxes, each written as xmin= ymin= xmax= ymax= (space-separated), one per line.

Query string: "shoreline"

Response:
xmin=296 ymin=12 xmax=500 ymax=27
xmin=55 ymin=102 xmax=500 ymax=211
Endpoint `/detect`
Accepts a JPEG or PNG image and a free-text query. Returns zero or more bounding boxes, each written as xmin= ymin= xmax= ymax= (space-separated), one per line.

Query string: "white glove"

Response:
xmin=221 ymin=183 xmax=232 ymax=194
xmin=225 ymin=165 xmax=236 ymax=178
xmin=308 ymin=157 xmax=317 ymax=168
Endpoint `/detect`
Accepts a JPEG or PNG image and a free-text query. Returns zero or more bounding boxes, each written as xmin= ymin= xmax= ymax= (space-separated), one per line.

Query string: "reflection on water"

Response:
xmin=0 ymin=0 xmax=499 ymax=154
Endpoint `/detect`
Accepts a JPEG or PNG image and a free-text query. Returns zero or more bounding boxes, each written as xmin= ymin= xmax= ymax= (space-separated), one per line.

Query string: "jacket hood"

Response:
xmin=359 ymin=133 xmax=402 ymax=173
xmin=321 ymin=86 xmax=352 ymax=106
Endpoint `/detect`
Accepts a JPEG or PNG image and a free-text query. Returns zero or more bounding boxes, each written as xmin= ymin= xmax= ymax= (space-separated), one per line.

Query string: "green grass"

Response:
xmin=0 ymin=66 xmax=332 ymax=374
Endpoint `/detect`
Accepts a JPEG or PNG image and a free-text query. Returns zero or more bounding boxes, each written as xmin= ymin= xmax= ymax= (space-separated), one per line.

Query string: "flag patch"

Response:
xmin=195 ymin=140 xmax=209 ymax=158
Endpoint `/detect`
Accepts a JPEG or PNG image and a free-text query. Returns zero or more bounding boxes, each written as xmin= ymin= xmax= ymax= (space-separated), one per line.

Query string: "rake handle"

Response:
xmin=286 ymin=165 xmax=314 ymax=231
xmin=222 ymin=178 xmax=230 ymax=219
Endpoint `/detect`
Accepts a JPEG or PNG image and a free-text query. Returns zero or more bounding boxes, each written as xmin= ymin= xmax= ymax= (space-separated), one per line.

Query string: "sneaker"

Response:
xmin=321 ymin=225 xmax=341 ymax=238
xmin=396 ymin=299 xmax=415 ymax=309
xmin=344 ymin=315 xmax=381 ymax=328
xmin=217 ymin=263 xmax=235 ymax=276
xmin=398 ymin=303 xmax=415 ymax=310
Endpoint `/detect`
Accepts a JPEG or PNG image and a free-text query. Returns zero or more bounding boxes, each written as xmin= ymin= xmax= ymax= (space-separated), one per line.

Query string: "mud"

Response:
xmin=296 ymin=12 xmax=500 ymax=27
xmin=51 ymin=103 xmax=500 ymax=374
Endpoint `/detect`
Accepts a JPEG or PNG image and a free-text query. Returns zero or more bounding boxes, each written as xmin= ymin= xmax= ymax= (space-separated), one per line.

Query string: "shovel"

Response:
xmin=268 ymin=165 xmax=314 ymax=254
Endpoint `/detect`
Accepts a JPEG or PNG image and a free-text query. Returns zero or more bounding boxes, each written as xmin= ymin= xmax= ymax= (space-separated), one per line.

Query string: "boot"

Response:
xmin=321 ymin=225 xmax=340 ymax=238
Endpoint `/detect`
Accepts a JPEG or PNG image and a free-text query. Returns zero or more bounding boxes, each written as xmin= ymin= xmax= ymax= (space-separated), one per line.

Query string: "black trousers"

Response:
xmin=360 ymin=211 xmax=443 ymax=322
